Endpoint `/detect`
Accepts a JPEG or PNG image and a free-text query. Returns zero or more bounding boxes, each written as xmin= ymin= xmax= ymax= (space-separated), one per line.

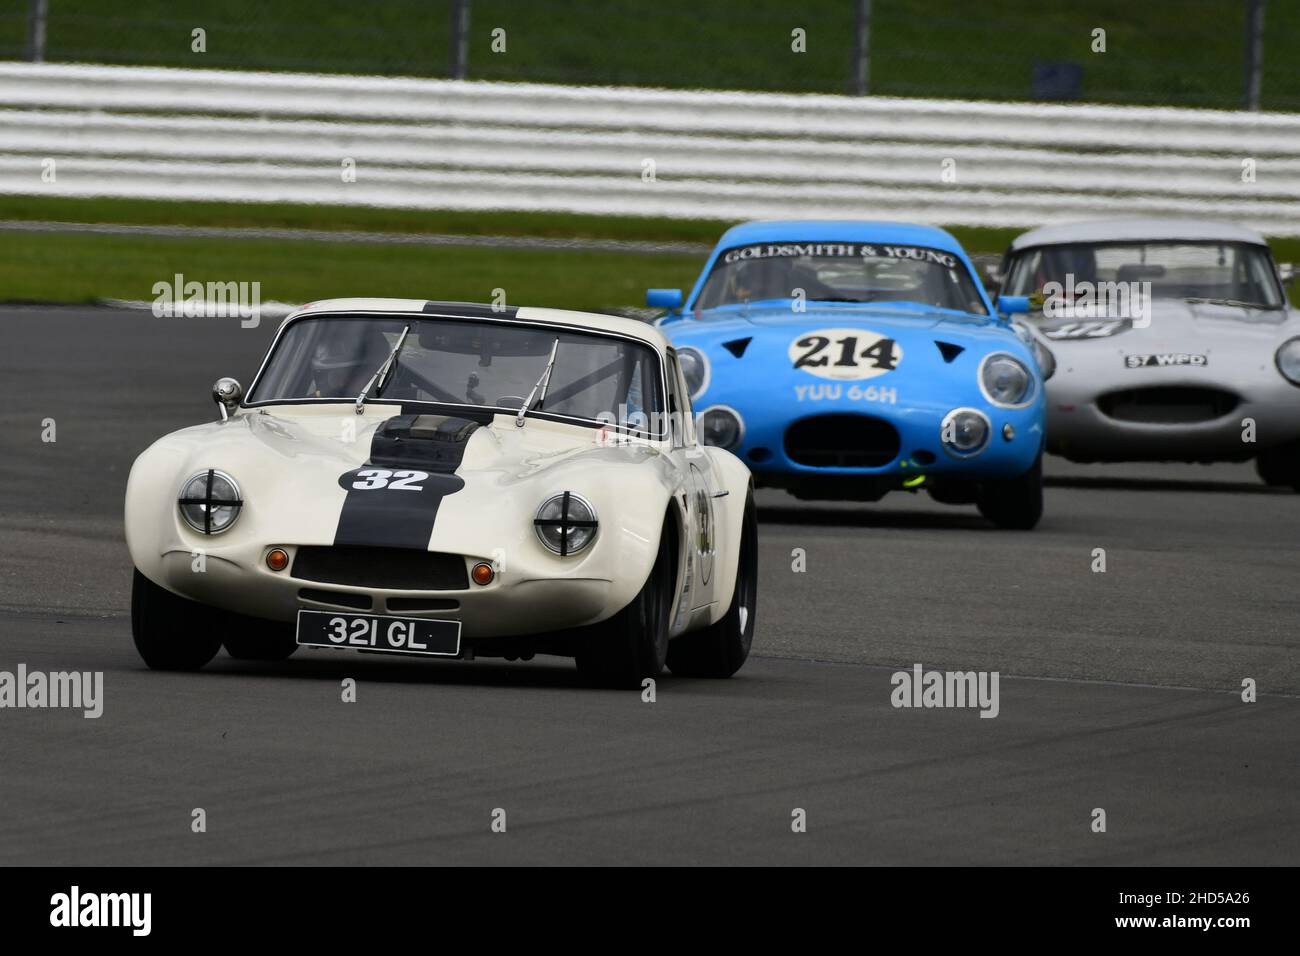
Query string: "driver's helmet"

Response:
xmin=310 ymin=338 xmax=367 ymax=397
xmin=310 ymin=326 xmax=396 ymax=397
xmin=726 ymin=261 xmax=770 ymax=302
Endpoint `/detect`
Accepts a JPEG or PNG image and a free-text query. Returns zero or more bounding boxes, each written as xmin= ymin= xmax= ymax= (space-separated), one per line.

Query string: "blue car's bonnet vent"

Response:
xmin=722 ymin=337 xmax=753 ymax=358
xmin=935 ymin=341 xmax=964 ymax=363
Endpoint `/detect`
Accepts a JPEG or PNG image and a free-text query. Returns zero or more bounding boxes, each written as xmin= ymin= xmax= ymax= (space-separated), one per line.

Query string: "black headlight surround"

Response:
xmin=178 ymin=469 xmax=243 ymax=535
xmin=533 ymin=491 xmax=599 ymax=557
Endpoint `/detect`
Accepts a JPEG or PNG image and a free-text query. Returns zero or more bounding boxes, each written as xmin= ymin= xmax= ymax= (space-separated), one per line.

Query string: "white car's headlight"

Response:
xmin=699 ymin=405 xmax=744 ymax=450
xmin=1276 ymin=337 xmax=1300 ymax=386
xmin=940 ymin=408 xmax=991 ymax=457
xmin=677 ymin=347 xmax=709 ymax=399
xmin=179 ymin=470 xmax=243 ymax=534
xmin=980 ymin=352 xmax=1035 ymax=406
xmin=534 ymin=492 xmax=598 ymax=556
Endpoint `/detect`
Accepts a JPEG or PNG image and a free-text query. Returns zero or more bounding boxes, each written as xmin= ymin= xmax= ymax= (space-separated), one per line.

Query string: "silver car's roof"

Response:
xmin=1010 ymin=219 xmax=1270 ymax=251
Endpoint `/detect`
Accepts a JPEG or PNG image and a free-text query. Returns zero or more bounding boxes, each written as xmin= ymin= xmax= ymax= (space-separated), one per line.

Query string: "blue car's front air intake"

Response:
xmin=783 ymin=413 xmax=900 ymax=468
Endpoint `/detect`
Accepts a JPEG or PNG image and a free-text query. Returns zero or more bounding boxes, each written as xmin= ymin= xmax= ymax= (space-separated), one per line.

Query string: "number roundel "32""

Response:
xmin=788 ymin=327 xmax=902 ymax=381
xmin=341 ymin=468 xmax=429 ymax=491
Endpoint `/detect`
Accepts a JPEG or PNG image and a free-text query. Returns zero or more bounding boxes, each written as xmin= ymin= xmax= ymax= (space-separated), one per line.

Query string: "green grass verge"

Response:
xmin=5 ymin=226 xmax=1292 ymax=311
xmin=0 ymin=195 xmax=731 ymax=245
xmin=1 ymin=0 xmax=1295 ymax=109
xmin=3 ymin=198 xmax=1295 ymax=308
xmin=0 ymin=232 xmax=705 ymax=312
xmin=0 ymin=194 xmax=1026 ymax=252
xmin=0 ymin=196 xmax=1026 ymax=309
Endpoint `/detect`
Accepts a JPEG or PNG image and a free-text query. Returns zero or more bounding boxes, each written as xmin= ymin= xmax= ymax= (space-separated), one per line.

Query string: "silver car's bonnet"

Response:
xmin=1028 ymin=297 xmax=1300 ymax=461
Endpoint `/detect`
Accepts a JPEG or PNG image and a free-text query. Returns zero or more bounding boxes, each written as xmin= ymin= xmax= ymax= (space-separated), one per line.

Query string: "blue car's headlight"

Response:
xmin=980 ymin=353 xmax=1034 ymax=407
xmin=940 ymin=408 xmax=991 ymax=457
xmin=677 ymin=347 xmax=709 ymax=399
xmin=699 ymin=406 xmax=743 ymax=450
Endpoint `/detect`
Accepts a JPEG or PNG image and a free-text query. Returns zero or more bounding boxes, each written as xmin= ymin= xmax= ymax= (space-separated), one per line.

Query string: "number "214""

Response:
xmin=794 ymin=335 xmax=898 ymax=370
xmin=351 ymin=469 xmax=429 ymax=491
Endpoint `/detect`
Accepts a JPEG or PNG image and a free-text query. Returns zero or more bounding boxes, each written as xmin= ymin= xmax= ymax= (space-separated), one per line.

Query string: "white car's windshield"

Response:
xmin=249 ymin=315 xmax=665 ymax=434
xmin=1004 ymin=241 xmax=1284 ymax=310
xmin=695 ymin=242 xmax=990 ymax=315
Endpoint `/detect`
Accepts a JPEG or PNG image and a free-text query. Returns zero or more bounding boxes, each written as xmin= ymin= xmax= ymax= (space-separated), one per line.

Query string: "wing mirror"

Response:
xmin=996 ymin=295 xmax=1030 ymax=316
xmin=1279 ymin=263 xmax=1295 ymax=286
xmin=646 ymin=288 xmax=684 ymax=309
xmin=212 ymin=377 xmax=243 ymax=421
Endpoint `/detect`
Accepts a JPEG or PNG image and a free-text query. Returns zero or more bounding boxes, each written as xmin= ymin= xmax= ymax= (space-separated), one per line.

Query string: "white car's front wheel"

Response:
xmin=575 ymin=519 xmax=674 ymax=688
xmin=667 ymin=491 xmax=757 ymax=678
xmin=131 ymin=570 xmax=223 ymax=671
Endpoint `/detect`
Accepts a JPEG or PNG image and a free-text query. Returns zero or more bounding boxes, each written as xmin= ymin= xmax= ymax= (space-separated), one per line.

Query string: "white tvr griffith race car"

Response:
xmin=126 ymin=299 xmax=757 ymax=687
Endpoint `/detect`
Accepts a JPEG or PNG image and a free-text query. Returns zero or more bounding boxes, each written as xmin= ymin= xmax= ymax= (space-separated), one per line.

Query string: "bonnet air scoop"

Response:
xmin=722 ymin=337 xmax=753 ymax=358
xmin=371 ymin=414 xmax=481 ymax=472
xmin=935 ymin=341 xmax=965 ymax=363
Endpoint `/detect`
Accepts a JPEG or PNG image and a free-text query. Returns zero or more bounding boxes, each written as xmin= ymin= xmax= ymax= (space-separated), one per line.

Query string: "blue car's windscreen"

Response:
xmin=695 ymin=242 xmax=989 ymax=315
xmin=248 ymin=315 xmax=665 ymax=435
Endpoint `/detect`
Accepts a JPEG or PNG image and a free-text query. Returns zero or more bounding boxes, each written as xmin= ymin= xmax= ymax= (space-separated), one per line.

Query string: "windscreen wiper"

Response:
xmin=1184 ymin=297 xmax=1269 ymax=310
xmin=515 ymin=337 xmax=560 ymax=428
xmin=354 ymin=324 xmax=411 ymax=415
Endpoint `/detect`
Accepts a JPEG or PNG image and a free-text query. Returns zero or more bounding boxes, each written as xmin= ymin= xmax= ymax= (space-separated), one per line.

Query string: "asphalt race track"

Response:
xmin=1 ymin=306 xmax=1297 ymax=865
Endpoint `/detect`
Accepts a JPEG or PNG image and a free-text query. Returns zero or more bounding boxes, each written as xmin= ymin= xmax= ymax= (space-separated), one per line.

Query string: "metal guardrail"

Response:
xmin=1 ymin=62 xmax=1298 ymax=234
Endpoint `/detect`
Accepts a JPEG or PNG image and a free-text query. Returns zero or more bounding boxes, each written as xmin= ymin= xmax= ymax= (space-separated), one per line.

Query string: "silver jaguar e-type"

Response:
xmin=994 ymin=219 xmax=1300 ymax=489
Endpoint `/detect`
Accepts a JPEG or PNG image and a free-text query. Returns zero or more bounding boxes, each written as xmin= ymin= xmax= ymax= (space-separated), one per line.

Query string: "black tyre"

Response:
xmin=131 ymin=569 xmax=223 ymax=671
xmin=976 ymin=452 xmax=1044 ymax=530
xmin=575 ymin=518 xmax=674 ymax=688
xmin=224 ymin=623 xmax=299 ymax=662
xmin=667 ymin=492 xmax=757 ymax=678
xmin=1256 ymin=441 xmax=1300 ymax=490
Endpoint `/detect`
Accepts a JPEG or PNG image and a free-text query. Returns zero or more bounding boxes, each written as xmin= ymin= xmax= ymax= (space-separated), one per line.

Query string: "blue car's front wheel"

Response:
xmin=976 ymin=452 xmax=1043 ymax=530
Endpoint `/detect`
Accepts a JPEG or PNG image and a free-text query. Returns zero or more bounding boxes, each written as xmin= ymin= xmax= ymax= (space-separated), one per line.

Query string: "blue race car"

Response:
xmin=648 ymin=220 xmax=1049 ymax=529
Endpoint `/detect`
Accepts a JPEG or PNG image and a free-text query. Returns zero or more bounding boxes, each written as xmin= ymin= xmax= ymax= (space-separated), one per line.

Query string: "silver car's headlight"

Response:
xmin=677 ymin=347 xmax=709 ymax=399
xmin=699 ymin=405 xmax=744 ymax=450
xmin=1029 ymin=339 xmax=1056 ymax=380
xmin=179 ymin=470 xmax=243 ymax=534
xmin=1011 ymin=321 xmax=1056 ymax=380
xmin=980 ymin=352 xmax=1035 ymax=407
xmin=534 ymin=492 xmax=598 ymax=556
xmin=1276 ymin=337 xmax=1300 ymax=386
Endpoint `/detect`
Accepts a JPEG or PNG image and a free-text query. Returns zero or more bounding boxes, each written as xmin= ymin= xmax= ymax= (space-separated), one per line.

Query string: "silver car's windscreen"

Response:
xmin=695 ymin=242 xmax=990 ymax=315
xmin=248 ymin=315 xmax=665 ymax=434
xmin=1003 ymin=241 xmax=1285 ymax=310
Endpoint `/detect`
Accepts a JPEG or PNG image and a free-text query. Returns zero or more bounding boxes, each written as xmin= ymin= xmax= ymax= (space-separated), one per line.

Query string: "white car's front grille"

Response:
xmin=292 ymin=546 xmax=469 ymax=590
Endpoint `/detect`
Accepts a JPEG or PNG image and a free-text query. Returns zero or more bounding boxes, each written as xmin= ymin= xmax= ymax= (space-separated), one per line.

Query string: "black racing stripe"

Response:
xmin=334 ymin=414 xmax=480 ymax=549
xmin=422 ymin=301 xmax=520 ymax=318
